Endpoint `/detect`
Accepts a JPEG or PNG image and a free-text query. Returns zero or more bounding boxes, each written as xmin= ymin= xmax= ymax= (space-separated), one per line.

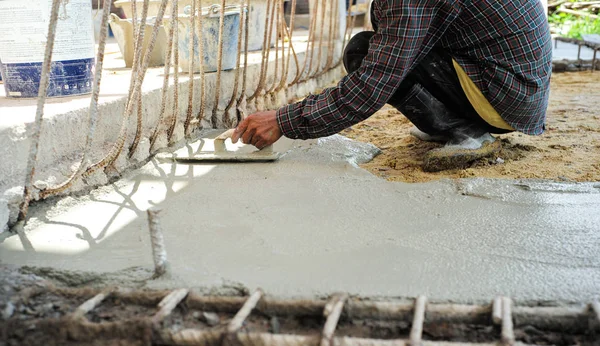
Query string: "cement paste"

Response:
xmin=0 ymin=133 xmax=599 ymax=303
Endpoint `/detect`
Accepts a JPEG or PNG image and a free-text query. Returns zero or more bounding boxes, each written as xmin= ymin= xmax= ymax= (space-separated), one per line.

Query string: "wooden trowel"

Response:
xmin=156 ymin=129 xmax=282 ymax=163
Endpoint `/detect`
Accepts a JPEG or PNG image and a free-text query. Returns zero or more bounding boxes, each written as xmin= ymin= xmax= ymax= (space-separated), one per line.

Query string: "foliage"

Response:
xmin=548 ymin=0 xmax=600 ymax=39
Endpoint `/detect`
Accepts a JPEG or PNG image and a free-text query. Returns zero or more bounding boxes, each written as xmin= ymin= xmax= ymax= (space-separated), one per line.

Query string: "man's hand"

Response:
xmin=232 ymin=110 xmax=283 ymax=149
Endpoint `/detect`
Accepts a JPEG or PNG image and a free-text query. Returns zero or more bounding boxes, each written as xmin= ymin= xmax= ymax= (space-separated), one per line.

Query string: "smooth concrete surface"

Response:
xmin=0 ymin=34 xmax=345 ymax=231
xmin=1 ymin=133 xmax=599 ymax=303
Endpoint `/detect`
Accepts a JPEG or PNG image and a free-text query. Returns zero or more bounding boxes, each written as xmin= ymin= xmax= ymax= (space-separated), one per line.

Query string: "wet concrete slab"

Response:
xmin=0 ymin=134 xmax=599 ymax=303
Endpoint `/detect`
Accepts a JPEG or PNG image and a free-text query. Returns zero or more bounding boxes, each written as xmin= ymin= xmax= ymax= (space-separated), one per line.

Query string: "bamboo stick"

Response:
xmin=409 ymin=296 xmax=427 ymax=346
xmin=501 ymin=297 xmax=515 ymax=346
xmin=153 ymin=288 xmax=190 ymax=323
xmin=71 ymin=291 xmax=112 ymax=318
xmin=321 ymin=294 xmax=348 ymax=346
xmin=492 ymin=297 xmax=502 ymax=325
xmin=557 ymin=7 xmax=600 ymax=19
xmin=227 ymin=289 xmax=264 ymax=333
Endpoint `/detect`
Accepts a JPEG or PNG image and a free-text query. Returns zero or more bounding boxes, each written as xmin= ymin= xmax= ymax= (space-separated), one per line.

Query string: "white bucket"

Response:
xmin=179 ymin=0 xmax=276 ymax=51
xmin=165 ymin=4 xmax=241 ymax=73
xmin=245 ymin=0 xmax=277 ymax=51
xmin=113 ymin=0 xmax=166 ymax=19
xmin=0 ymin=0 xmax=96 ymax=98
xmin=109 ymin=14 xmax=169 ymax=68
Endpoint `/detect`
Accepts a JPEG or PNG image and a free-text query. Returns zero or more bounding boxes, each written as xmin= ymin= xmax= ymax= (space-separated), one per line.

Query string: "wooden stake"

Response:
xmin=501 ymin=297 xmax=515 ymax=346
xmin=227 ymin=289 xmax=264 ymax=333
xmin=72 ymin=291 xmax=111 ymax=318
xmin=321 ymin=294 xmax=347 ymax=346
xmin=409 ymin=296 xmax=427 ymax=346
xmin=153 ymin=288 xmax=189 ymax=323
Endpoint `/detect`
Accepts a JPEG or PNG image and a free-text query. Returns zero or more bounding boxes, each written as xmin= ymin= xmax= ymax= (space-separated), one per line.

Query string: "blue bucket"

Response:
xmin=0 ymin=0 xmax=96 ymax=98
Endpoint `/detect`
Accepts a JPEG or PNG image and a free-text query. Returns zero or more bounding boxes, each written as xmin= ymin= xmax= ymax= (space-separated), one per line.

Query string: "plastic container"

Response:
xmin=164 ymin=4 xmax=241 ymax=73
xmin=109 ymin=14 xmax=168 ymax=67
xmin=191 ymin=0 xmax=276 ymax=51
xmin=113 ymin=0 xmax=166 ymax=19
xmin=245 ymin=0 xmax=277 ymax=51
xmin=0 ymin=0 xmax=96 ymax=98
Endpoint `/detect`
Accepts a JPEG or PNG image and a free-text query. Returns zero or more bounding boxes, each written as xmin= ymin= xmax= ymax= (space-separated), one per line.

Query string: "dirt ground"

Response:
xmin=341 ymin=71 xmax=600 ymax=183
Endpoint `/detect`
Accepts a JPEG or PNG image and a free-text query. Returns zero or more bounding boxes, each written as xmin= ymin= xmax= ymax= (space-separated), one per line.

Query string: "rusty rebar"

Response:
xmin=18 ymin=0 xmax=63 ymax=222
xmin=147 ymin=208 xmax=168 ymax=277
xmin=150 ymin=0 xmax=177 ymax=150
xmin=39 ymin=0 xmax=114 ymax=199
xmin=184 ymin=0 xmax=198 ymax=135
xmin=211 ymin=0 xmax=228 ymax=128
xmin=167 ymin=0 xmax=180 ymax=143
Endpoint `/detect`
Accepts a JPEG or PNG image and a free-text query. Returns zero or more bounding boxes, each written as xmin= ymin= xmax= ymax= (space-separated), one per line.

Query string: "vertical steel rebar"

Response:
xmin=167 ymin=0 xmax=180 ymax=142
xmin=184 ymin=0 xmax=198 ymax=135
xmin=211 ymin=0 xmax=228 ymax=127
xmin=147 ymin=208 xmax=168 ymax=277
xmin=39 ymin=0 xmax=114 ymax=199
xmin=18 ymin=0 xmax=63 ymax=222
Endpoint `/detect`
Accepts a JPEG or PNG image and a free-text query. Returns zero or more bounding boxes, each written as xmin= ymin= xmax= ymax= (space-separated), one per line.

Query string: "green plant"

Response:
xmin=548 ymin=0 xmax=600 ymax=39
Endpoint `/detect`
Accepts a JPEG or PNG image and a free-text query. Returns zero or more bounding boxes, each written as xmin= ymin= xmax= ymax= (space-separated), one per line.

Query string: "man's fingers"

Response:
xmin=232 ymin=118 xmax=249 ymax=143
xmin=242 ymin=126 xmax=256 ymax=145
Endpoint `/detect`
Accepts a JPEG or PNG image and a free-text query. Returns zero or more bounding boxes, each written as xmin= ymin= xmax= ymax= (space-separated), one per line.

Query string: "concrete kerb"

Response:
xmin=552 ymin=38 xmax=600 ymax=72
xmin=0 ymin=40 xmax=345 ymax=232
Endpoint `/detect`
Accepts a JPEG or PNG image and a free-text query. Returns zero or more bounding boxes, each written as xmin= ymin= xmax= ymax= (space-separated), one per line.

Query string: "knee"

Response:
xmin=343 ymin=31 xmax=375 ymax=74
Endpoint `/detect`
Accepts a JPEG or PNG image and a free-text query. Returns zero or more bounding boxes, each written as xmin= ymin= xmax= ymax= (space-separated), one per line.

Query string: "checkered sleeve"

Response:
xmin=276 ymin=1 xmax=461 ymax=140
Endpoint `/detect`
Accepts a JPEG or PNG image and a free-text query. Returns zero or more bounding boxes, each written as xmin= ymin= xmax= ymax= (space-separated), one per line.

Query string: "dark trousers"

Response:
xmin=343 ymin=31 xmax=512 ymax=142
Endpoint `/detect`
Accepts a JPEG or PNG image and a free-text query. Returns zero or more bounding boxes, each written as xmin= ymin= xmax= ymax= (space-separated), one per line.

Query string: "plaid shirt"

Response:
xmin=277 ymin=0 xmax=552 ymax=138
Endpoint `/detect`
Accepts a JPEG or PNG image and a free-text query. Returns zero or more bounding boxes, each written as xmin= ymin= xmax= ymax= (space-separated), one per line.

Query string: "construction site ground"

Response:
xmin=342 ymin=71 xmax=600 ymax=183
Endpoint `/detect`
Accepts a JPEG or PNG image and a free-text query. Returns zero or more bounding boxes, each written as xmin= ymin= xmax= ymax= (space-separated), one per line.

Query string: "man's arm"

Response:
xmin=233 ymin=0 xmax=462 ymax=146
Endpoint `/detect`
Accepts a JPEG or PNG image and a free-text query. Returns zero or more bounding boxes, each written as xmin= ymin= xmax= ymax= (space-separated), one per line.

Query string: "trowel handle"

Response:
xmin=214 ymin=129 xmax=273 ymax=153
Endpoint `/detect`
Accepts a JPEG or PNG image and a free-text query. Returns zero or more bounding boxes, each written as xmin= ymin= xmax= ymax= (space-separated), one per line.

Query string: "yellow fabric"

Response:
xmin=452 ymin=59 xmax=514 ymax=131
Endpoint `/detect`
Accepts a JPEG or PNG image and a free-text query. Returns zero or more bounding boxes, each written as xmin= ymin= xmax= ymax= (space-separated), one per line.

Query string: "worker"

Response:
xmin=232 ymin=0 xmax=552 ymax=171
